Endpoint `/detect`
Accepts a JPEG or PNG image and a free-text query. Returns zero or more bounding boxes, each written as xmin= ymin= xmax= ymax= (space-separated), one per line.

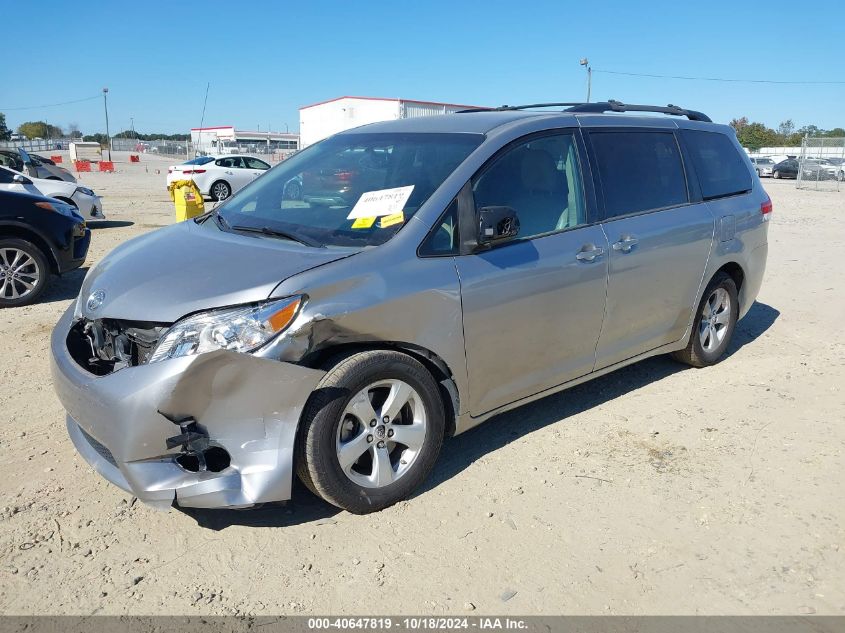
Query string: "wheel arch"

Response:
xmin=0 ymin=222 xmax=60 ymax=274
xmin=715 ymin=261 xmax=745 ymax=294
xmin=301 ymin=341 xmax=459 ymax=438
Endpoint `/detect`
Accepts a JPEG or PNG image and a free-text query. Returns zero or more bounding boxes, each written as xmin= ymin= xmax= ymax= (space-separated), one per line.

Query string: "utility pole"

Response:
xmin=102 ymin=87 xmax=112 ymax=160
xmin=580 ymin=58 xmax=592 ymax=102
xmin=130 ymin=117 xmax=135 ymax=139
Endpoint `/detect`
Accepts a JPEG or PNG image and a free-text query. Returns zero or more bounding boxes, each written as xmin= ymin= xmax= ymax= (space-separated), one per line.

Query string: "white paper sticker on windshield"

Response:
xmin=347 ymin=185 xmax=414 ymax=219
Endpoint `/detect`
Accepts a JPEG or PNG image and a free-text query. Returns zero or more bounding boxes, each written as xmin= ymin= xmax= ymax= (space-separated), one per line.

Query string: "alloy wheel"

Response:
xmin=212 ymin=182 xmax=230 ymax=200
xmin=0 ymin=247 xmax=41 ymax=301
xmin=698 ymin=287 xmax=731 ymax=353
xmin=335 ymin=379 xmax=427 ymax=488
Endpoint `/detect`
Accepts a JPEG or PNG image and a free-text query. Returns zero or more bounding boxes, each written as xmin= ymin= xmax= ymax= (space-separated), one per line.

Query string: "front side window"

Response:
xmin=589 ymin=131 xmax=688 ymax=218
xmin=216 ymin=132 xmax=483 ymax=248
xmin=683 ymin=130 xmax=752 ymax=200
xmin=472 ymin=132 xmax=586 ymax=239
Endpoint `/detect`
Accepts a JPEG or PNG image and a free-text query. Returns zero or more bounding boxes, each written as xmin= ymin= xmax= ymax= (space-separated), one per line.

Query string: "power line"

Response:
xmin=593 ymin=69 xmax=845 ymax=85
xmin=0 ymin=94 xmax=102 ymax=111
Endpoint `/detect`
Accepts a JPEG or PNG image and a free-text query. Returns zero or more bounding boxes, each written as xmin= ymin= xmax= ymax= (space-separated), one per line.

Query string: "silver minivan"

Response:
xmin=51 ymin=102 xmax=770 ymax=514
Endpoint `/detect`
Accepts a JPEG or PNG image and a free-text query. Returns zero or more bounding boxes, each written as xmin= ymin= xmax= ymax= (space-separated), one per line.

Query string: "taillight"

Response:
xmin=193 ymin=169 xmax=206 ymax=174
xmin=335 ymin=170 xmax=355 ymax=182
xmin=182 ymin=169 xmax=206 ymax=175
xmin=761 ymin=195 xmax=773 ymax=222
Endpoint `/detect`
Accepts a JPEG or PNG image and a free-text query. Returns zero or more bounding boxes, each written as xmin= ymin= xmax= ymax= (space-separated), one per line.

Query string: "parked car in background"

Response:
xmin=0 ymin=166 xmax=105 ymax=219
xmin=749 ymin=156 xmax=774 ymax=177
xmin=0 ymin=148 xmax=76 ymax=183
xmin=800 ymin=158 xmax=838 ymax=181
xmin=52 ymin=101 xmax=769 ymax=514
xmin=166 ymin=154 xmax=271 ymax=201
xmin=0 ymin=189 xmax=90 ymax=307
xmin=825 ymin=157 xmax=845 ymax=181
xmin=772 ymin=158 xmax=799 ymax=179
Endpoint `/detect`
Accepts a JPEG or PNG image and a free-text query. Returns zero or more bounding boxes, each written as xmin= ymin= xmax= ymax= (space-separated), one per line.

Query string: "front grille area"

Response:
xmin=66 ymin=318 xmax=165 ymax=375
xmin=78 ymin=425 xmax=117 ymax=467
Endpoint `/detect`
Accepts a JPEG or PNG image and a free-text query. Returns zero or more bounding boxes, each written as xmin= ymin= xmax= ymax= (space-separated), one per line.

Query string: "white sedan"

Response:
xmin=166 ymin=155 xmax=271 ymax=201
xmin=0 ymin=166 xmax=105 ymax=219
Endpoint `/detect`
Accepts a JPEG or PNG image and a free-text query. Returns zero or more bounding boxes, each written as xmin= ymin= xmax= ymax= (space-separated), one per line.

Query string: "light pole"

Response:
xmin=102 ymin=87 xmax=112 ymax=161
xmin=579 ymin=58 xmax=592 ymax=102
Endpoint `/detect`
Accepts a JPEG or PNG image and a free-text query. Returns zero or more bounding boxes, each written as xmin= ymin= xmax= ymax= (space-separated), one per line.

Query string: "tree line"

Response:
xmin=729 ymin=118 xmax=845 ymax=151
xmin=3 ymin=113 xmax=845 ymax=151
xmin=0 ymin=116 xmax=189 ymax=142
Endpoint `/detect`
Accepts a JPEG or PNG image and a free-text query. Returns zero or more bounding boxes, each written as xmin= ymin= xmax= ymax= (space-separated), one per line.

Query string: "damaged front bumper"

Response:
xmin=50 ymin=306 xmax=325 ymax=510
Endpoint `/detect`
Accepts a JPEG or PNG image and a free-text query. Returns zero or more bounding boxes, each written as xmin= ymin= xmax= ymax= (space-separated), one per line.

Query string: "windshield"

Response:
xmin=215 ymin=132 xmax=483 ymax=247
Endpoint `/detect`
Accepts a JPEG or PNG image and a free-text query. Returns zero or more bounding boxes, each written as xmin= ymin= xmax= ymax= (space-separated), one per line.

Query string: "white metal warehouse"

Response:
xmin=298 ymin=96 xmax=483 ymax=148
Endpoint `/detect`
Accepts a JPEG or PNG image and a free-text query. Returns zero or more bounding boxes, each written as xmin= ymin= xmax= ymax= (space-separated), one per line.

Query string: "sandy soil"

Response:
xmin=0 ymin=154 xmax=842 ymax=616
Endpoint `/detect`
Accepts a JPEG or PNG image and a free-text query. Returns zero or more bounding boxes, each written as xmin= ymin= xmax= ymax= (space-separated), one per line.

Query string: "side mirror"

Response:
xmin=477 ymin=206 xmax=519 ymax=246
xmin=13 ymin=174 xmax=31 ymax=185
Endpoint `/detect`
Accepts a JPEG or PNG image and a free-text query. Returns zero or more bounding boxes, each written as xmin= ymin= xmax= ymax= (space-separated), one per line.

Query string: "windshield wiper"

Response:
xmin=231 ymin=224 xmax=324 ymax=248
xmin=213 ymin=209 xmax=230 ymax=229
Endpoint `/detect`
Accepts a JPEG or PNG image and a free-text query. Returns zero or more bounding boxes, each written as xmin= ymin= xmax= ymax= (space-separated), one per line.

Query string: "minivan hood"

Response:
xmin=77 ymin=219 xmax=353 ymax=322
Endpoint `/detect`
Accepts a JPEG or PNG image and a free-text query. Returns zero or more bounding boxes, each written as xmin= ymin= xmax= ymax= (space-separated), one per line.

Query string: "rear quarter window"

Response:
xmin=683 ymin=130 xmax=752 ymax=200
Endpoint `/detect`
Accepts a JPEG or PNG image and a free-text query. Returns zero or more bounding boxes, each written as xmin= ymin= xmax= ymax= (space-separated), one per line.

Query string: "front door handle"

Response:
xmin=612 ymin=235 xmax=639 ymax=253
xmin=576 ymin=244 xmax=605 ymax=262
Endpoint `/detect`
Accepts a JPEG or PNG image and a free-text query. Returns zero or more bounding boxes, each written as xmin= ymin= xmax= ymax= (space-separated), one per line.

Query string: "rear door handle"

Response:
xmin=612 ymin=235 xmax=639 ymax=253
xmin=576 ymin=244 xmax=605 ymax=262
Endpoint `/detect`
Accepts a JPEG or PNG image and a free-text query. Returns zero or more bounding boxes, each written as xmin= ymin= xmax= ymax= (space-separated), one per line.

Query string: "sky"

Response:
xmin=1 ymin=0 xmax=842 ymax=136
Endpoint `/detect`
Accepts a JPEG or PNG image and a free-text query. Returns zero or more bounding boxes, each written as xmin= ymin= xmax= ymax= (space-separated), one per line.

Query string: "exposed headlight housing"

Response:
xmin=148 ymin=296 xmax=303 ymax=364
xmin=74 ymin=186 xmax=96 ymax=197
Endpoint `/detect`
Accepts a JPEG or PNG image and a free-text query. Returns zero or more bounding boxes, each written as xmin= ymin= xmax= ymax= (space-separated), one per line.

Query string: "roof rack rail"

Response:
xmin=457 ymin=100 xmax=712 ymax=122
xmin=456 ymin=103 xmax=587 ymax=113
xmin=565 ymin=100 xmax=712 ymax=122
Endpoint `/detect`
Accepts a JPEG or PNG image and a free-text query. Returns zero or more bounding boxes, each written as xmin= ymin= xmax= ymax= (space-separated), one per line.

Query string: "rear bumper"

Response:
xmin=739 ymin=242 xmax=768 ymax=319
xmin=50 ymin=306 xmax=325 ymax=509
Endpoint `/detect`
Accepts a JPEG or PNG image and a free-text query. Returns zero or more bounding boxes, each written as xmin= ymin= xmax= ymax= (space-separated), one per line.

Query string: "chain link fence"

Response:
xmin=0 ymin=138 xmax=76 ymax=152
xmin=109 ymin=138 xmax=297 ymax=162
xmin=796 ymin=137 xmax=845 ymax=192
xmin=110 ymin=137 xmax=195 ymax=158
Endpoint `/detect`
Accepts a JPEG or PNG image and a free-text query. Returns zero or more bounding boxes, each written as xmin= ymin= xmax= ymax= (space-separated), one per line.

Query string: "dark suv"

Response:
xmin=0 ymin=190 xmax=90 ymax=307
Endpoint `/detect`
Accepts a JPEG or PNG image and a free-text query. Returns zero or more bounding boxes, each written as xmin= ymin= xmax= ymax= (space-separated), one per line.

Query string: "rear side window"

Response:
xmin=589 ymin=131 xmax=688 ymax=218
xmin=683 ymin=130 xmax=752 ymax=200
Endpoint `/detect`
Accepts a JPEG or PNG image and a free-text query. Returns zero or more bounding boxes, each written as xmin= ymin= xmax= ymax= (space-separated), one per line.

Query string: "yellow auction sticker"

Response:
xmin=379 ymin=212 xmax=404 ymax=228
xmin=351 ymin=216 xmax=377 ymax=229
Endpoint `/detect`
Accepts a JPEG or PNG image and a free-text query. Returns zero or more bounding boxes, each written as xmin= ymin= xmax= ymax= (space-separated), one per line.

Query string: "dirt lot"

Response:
xmin=0 ymin=154 xmax=842 ymax=616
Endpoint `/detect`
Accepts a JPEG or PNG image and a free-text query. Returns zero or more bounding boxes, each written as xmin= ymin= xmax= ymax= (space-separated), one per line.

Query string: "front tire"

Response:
xmin=296 ymin=350 xmax=445 ymax=514
xmin=672 ymin=272 xmax=739 ymax=368
xmin=773 ymin=170 xmax=780 ymax=179
xmin=0 ymin=239 xmax=49 ymax=308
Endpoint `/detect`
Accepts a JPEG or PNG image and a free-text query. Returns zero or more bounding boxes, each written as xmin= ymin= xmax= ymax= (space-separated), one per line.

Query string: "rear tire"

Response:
xmin=0 ymin=239 xmax=50 ymax=308
xmin=296 ymin=350 xmax=445 ymax=514
xmin=210 ymin=180 xmax=231 ymax=201
xmin=672 ymin=272 xmax=739 ymax=368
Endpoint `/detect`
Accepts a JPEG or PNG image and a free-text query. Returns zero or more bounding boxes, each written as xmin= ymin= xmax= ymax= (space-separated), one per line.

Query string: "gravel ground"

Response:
xmin=0 ymin=155 xmax=842 ymax=615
